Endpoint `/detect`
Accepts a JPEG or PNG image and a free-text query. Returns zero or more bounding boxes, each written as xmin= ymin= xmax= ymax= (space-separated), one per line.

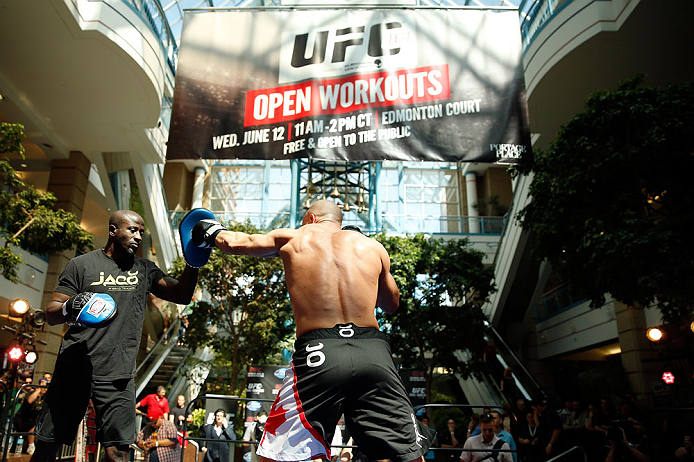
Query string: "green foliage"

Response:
xmin=514 ymin=76 xmax=694 ymax=323
xmin=0 ymin=123 xmax=26 ymax=158
xmin=188 ymin=408 xmax=208 ymax=436
xmin=169 ymin=221 xmax=294 ymax=396
xmin=473 ymin=195 xmax=509 ymax=217
xmin=374 ymin=233 xmax=495 ymax=398
xmin=0 ymin=123 xmax=94 ymax=282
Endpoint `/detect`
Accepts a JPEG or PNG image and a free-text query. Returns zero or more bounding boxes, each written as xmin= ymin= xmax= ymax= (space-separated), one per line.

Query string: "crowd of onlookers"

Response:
xmin=417 ymin=394 xmax=693 ymax=462
xmin=3 ymin=368 xmax=693 ymax=462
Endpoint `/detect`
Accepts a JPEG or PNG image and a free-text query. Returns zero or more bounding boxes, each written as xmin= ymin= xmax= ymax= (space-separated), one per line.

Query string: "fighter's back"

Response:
xmin=279 ymin=224 xmax=386 ymax=337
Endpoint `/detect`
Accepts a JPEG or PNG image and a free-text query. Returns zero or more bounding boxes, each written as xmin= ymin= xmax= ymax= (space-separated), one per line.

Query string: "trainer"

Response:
xmin=31 ymin=210 xmax=199 ymax=462
xmin=190 ymin=199 xmax=435 ymax=462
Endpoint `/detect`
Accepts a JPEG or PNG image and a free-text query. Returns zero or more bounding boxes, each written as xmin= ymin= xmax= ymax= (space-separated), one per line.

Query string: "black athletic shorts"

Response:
xmin=258 ymin=323 xmax=435 ymax=462
xmin=34 ymin=374 xmax=136 ymax=447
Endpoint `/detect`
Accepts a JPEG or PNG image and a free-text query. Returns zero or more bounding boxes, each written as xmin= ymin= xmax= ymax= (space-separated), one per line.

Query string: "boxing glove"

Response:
xmin=62 ymin=292 xmax=117 ymax=327
xmin=342 ymin=225 xmax=364 ymax=234
xmin=192 ymin=219 xmax=227 ymax=249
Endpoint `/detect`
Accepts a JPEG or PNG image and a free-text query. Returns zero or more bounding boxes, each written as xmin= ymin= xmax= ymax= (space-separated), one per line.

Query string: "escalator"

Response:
xmin=134 ymin=317 xmax=198 ymax=400
xmin=456 ymin=322 xmax=544 ymax=409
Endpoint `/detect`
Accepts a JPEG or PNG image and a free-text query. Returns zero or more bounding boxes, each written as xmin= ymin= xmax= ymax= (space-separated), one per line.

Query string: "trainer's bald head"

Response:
xmin=109 ymin=210 xmax=144 ymax=230
xmin=302 ymin=199 xmax=342 ymax=226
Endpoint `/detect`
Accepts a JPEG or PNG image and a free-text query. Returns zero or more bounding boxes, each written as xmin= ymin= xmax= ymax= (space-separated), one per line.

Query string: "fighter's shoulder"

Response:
xmin=268 ymin=226 xmax=302 ymax=242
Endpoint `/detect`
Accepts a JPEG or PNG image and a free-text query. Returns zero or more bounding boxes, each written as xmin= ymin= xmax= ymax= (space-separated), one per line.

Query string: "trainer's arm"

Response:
xmin=153 ymin=265 xmax=199 ymax=305
xmin=214 ymin=228 xmax=296 ymax=258
xmin=45 ymin=291 xmax=72 ymax=325
xmin=376 ymin=246 xmax=399 ymax=314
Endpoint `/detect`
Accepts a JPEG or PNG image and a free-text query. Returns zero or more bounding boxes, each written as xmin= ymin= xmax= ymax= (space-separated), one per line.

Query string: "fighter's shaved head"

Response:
xmin=303 ymin=199 xmax=342 ymax=225
xmin=109 ymin=210 xmax=144 ymax=229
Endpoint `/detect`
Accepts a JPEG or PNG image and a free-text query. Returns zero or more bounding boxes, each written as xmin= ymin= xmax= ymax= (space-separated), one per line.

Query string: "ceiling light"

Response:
xmin=646 ymin=327 xmax=663 ymax=342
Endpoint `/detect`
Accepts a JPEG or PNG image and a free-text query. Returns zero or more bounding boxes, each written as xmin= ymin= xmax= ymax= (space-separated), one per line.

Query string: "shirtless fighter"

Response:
xmin=190 ymin=199 xmax=435 ymax=462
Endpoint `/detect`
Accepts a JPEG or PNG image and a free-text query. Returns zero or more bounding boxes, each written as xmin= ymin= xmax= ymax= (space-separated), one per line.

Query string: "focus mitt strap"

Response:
xmin=192 ymin=219 xmax=227 ymax=249
xmin=63 ymin=292 xmax=117 ymax=327
xmin=179 ymin=208 xmax=220 ymax=268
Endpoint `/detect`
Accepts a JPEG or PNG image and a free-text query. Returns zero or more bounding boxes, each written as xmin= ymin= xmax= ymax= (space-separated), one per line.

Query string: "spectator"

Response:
xmin=243 ymin=411 xmax=267 ymax=462
xmin=201 ymin=409 xmax=234 ymax=462
xmin=460 ymin=413 xmax=512 ymax=462
xmin=483 ymin=339 xmax=503 ymax=385
xmin=438 ymin=418 xmax=464 ymax=462
xmin=605 ymin=426 xmax=650 ymax=462
xmin=531 ymin=396 xmax=562 ymax=460
xmin=516 ymin=412 xmax=541 ymax=462
xmin=135 ymin=416 xmax=180 ymax=462
xmin=491 ymin=411 xmax=517 ymax=462
xmin=467 ymin=414 xmax=481 ymax=440
xmin=420 ymin=417 xmax=436 ymax=462
xmin=675 ymin=435 xmax=693 ymax=460
xmin=500 ymin=369 xmax=520 ymax=405
xmin=169 ymin=394 xmax=193 ymax=446
xmin=177 ymin=311 xmax=189 ymax=345
xmin=15 ymin=378 xmax=50 ymax=455
xmin=558 ymin=400 xmax=573 ymax=428
xmin=510 ymin=399 xmax=527 ymax=437
xmin=501 ymin=405 xmax=513 ymax=434
xmin=137 ymin=386 xmax=170 ymax=422
xmin=628 ymin=415 xmax=653 ymax=460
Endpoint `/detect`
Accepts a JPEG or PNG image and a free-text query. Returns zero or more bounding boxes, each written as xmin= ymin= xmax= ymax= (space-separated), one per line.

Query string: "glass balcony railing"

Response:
xmin=121 ymin=0 xmax=178 ymax=77
xmin=518 ymin=0 xmax=574 ymax=51
xmin=536 ymin=282 xmax=587 ymax=322
xmin=170 ymin=210 xmax=507 ymax=235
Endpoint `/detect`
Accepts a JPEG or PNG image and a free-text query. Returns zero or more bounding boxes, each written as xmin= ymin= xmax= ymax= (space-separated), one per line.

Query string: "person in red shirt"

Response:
xmin=136 ymin=386 xmax=170 ymax=422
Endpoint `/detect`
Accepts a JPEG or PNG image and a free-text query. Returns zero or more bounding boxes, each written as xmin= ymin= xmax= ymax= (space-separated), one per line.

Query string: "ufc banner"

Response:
xmin=167 ymin=8 xmax=531 ymax=163
xmin=245 ymin=365 xmax=286 ymax=418
xmin=399 ymin=369 xmax=427 ymax=408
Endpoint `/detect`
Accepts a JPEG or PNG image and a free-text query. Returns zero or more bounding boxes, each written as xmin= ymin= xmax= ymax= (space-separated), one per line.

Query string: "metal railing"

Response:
xmin=536 ymin=283 xmax=587 ymax=322
xmin=178 ymin=395 xmax=276 ymax=462
xmin=170 ymin=210 xmax=507 ymax=236
xmin=1 ymin=383 xmax=50 ymax=461
xmin=518 ymin=0 xmax=576 ymax=51
xmin=121 ymin=0 xmax=178 ymax=77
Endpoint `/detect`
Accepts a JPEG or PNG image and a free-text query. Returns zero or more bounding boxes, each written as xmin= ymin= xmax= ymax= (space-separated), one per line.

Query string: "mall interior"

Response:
xmin=0 ymin=0 xmax=693 ymax=443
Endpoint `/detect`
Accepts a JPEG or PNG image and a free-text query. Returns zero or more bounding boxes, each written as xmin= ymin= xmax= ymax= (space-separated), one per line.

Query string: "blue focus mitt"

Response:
xmin=180 ymin=208 xmax=225 ymax=268
xmin=63 ymin=292 xmax=117 ymax=327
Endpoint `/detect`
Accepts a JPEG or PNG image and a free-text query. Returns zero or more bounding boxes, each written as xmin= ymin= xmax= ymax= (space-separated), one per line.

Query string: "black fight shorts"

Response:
xmin=34 ymin=376 xmax=136 ymax=447
xmin=258 ymin=323 xmax=435 ymax=462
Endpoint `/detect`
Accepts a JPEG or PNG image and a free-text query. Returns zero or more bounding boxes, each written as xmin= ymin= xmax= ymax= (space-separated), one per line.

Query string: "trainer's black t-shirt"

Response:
xmin=55 ymin=249 xmax=165 ymax=381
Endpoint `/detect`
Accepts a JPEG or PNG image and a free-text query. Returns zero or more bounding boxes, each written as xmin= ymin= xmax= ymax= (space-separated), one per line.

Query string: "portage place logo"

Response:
xmin=490 ymin=143 xmax=527 ymax=161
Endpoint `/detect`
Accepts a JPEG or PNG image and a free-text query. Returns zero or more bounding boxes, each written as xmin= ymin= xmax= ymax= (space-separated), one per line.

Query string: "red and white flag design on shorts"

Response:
xmin=257 ymin=365 xmax=330 ymax=461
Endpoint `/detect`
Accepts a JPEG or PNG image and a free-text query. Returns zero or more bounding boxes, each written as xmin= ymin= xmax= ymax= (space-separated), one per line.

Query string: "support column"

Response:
xmin=192 ymin=166 xmax=206 ymax=209
xmin=36 ymin=151 xmax=91 ymax=375
xmin=613 ymin=301 xmax=662 ymax=407
xmin=465 ymin=171 xmax=480 ymax=233
xmin=114 ymin=170 xmax=131 ymax=210
xmin=290 ymin=159 xmax=299 ymax=228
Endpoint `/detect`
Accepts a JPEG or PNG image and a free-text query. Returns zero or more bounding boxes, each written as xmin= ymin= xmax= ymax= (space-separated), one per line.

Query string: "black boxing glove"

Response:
xmin=342 ymin=225 xmax=364 ymax=234
xmin=192 ymin=219 xmax=227 ymax=249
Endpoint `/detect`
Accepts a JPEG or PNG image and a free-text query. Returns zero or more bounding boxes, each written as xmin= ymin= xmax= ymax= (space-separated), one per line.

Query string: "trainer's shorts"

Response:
xmin=257 ymin=323 xmax=435 ymax=462
xmin=34 ymin=374 xmax=136 ymax=447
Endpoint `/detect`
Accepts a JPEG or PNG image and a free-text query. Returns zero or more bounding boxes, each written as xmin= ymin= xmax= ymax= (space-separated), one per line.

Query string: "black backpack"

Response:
xmin=478 ymin=439 xmax=506 ymax=462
